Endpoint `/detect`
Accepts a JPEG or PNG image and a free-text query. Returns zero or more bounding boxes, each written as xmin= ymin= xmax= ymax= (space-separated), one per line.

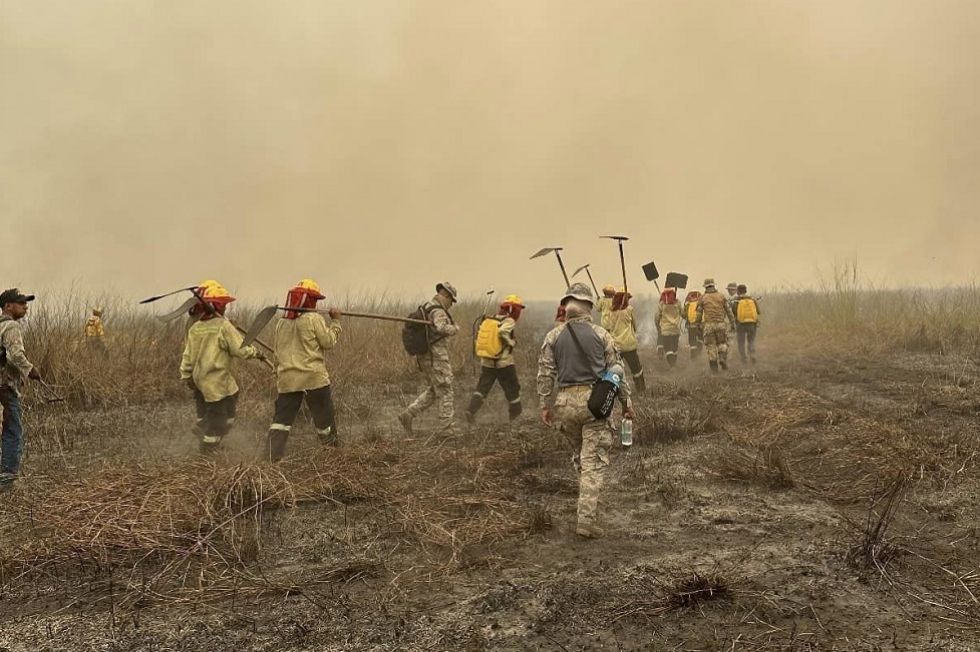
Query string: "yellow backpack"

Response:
xmin=737 ymin=298 xmax=758 ymax=324
xmin=686 ymin=302 xmax=699 ymax=324
xmin=475 ymin=317 xmax=505 ymax=359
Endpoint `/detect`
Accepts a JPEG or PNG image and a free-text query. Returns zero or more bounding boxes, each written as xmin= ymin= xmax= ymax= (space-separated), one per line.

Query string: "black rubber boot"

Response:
xmin=633 ymin=373 xmax=646 ymax=395
xmin=508 ymin=401 xmax=523 ymax=421
xmin=268 ymin=430 xmax=289 ymax=462
xmin=709 ymin=361 xmax=719 ymax=373
xmin=666 ymin=354 xmax=677 ymax=369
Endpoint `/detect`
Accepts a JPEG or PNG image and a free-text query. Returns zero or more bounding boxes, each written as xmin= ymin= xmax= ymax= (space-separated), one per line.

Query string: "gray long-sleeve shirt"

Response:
xmin=0 ymin=317 xmax=34 ymax=395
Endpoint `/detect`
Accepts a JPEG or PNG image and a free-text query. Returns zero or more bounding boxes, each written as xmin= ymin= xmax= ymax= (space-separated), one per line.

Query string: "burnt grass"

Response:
xmin=3 ymin=349 xmax=980 ymax=650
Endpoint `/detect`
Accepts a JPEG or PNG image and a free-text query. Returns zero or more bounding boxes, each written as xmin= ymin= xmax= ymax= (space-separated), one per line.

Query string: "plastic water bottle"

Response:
xmin=620 ymin=418 xmax=634 ymax=447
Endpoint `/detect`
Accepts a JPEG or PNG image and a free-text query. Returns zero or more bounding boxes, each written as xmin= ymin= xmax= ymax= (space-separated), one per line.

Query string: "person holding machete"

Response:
xmin=179 ymin=281 xmax=264 ymax=454
xmin=266 ymin=279 xmax=343 ymax=462
xmin=0 ymin=288 xmax=42 ymax=489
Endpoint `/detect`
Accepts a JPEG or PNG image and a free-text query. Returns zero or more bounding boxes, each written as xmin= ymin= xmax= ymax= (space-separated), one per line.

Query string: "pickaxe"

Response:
xmin=142 ymin=286 xmax=275 ymax=367
xmin=242 ymin=305 xmax=432 ymax=347
xmin=572 ymin=264 xmax=600 ymax=298
xmin=530 ymin=247 xmax=570 ymax=288
xmin=601 ymin=236 xmax=630 ymax=296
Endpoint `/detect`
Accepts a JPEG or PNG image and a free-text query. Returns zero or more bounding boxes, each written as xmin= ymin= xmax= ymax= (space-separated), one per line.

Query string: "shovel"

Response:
xmin=531 ymin=247 xmax=570 ymax=287
xmin=642 ymin=261 xmax=662 ymax=293
xmin=572 ymin=264 xmax=600 ymax=298
xmin=138 ymin=287 xmax=199 ymax=304
xmin=242 ymin=305 xmax=433 ymax=347
xmin=38 ymin=380 xmax=65 ymax=404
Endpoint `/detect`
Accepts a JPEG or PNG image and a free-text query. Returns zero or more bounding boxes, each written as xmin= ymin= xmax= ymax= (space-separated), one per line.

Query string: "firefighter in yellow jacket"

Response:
xmin=465 ymin=294 xmax=525 ymax=424
xmin=179 ymin=283 xmax=262 ymax=453
xmin=84 ymin=308 xmax=107 ymax=354
xmin=598 ymin=285 xmax=616 ymax=328
xmin=682 ymin=291 xmax=703 ymax=359
xmin=696 ymin=279 xmax=735 ymax=373
xmin=734 ymin=284 xmax=760 ymax=364
xmin=655 ymin=288 xmax=682 ymax=369
xmin=267 ymin=279 xmax=343 ymax=462
xmin=604 ymin=288 xmax=645 ymax=393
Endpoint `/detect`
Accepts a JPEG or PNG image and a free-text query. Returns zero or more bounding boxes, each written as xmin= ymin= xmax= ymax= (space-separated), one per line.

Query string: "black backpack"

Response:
xmin=0 ymin=315 xmax=9 ymax=367
xmin=402 ymin=304 xmax=433 ymax=356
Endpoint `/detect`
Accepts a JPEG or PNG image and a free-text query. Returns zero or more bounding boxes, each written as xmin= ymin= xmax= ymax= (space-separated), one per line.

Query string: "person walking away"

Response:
xmin=598 ymin=285 xmax=616 ymax=329
xmin=268 ymin=279 xmax=343 ymax=462
xmin=538 ymin=283 xmax=634 ymax=539
xmin=682 ymin=290 xmax=703 ymax=359
xmin=179 ymin=283 xmax=262 ymax=454
xmin=399 ymin=282 xmax=460 ymax=435
xmin=84 ymin=307 xmax=107 ymax=355
xmin=726 ymin=282 xmax=740 ymax=317
xmin=466 ymin=295 xmax=526 ymax=424
xmin=697 ymin=279 xmax=735 ymax=373
xmin=604 ymin=288 xmax=646 ymax=393
xmin=734 ymin=284 xmax=760 ymax=364
xmin=655 ymin=287 xmax=682 ymax=369
xmin=0 ymin=289 xmax=41 ymax=488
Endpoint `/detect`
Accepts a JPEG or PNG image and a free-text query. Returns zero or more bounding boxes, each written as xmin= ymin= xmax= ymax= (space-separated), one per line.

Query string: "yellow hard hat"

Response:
xmin=294 ymin=278 xmax=326 ymax=300
xmin=201 ymin=283 xmax=234 ymax=302
xmin=502 ymin=294 xmax=525 ymax=307
xmin=198 ymin=279 xmax=220 ymax=290
xmin=602 ymin=284 xmax=616 ymax=297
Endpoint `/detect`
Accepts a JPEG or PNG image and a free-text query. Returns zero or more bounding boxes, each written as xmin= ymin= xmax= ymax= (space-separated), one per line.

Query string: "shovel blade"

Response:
xmin=600 ymin=235 xmax=630 ymax=241
xmin=664 ymin=272 xmax=688 ymax=289
xmin=243 ymin=305 xmax=279 ymax=347
xmin=642 ymin=261 xmax=660 ymax=282
xmin=156 ymin=296 xmax=200 ymax=323
xmin=572 ymin=264 xmax=591 ymax=278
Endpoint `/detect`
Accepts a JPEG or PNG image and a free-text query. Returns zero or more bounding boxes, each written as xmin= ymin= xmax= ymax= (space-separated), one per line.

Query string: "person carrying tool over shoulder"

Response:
xmin=682 ymin=290 xmax=704 ymax=359
xmin=598 ymin=285 xmax=616 ymax=328
xmin=267 ymin=279 xmax=343 ymax=462
xmin=604 ymin=288 xmax=646 ymax=394
xmin=655 ymin=287 xmax=683 ymax=369
xmin=0 ymin=289 xmax=42 ymax=488
xmin=84 ymin=307 xmax=107 ymax=353
xmin=538 ymin=283 xmax=633 ymax=539
xmin=399 ymin=282 xmax=460 ymax=435
xmin=697 ymin=278 xmax=735 ymax=373
xmin=179 ymin=282 xmax=263 ymax=454
xmin=465 ymin=294 xmax=525 ymax=425
xmin=734 ymin=284 xmax=760 ymax=365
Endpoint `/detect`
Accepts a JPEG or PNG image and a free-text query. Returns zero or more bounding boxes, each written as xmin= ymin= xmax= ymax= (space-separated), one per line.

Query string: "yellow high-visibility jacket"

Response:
xmin=605 ymin=306 xmax=638 ymax=353
xmin=274 ymin=312 xmax=342 ymax=394
xmin=84 ymin=316 xmax=105 ymax=338
xmin=597 ymin=297 xmax=613 ymax=330
xmin=180 ymin=319 xmax=259 ymax=402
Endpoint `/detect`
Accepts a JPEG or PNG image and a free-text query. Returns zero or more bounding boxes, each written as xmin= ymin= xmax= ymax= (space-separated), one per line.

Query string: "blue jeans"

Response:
xmin=0 ymin=387 xmax=24 ymax=476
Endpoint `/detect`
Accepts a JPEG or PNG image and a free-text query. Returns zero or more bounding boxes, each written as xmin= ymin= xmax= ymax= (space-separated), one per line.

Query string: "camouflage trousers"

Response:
xmin=701 ymin=323 xmax=730 ymax=363
xmin=554 ymin=386 xmax=612 ymax=528
xmin=406 ymin=353 xmax=455 ymax=428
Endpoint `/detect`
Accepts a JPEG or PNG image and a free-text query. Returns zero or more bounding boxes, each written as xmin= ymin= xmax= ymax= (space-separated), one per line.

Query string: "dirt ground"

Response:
xmin=2 ymin=343 xmax=980 ymax=651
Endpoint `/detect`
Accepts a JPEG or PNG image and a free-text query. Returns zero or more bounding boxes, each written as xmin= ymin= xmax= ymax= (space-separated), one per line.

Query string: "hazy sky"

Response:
xmin=1 ymin=1 xmax=977 ymax=302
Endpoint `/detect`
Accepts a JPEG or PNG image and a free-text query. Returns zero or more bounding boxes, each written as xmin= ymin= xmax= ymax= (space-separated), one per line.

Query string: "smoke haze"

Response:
xmin=1 ymin=1 xmax=977 ymax=302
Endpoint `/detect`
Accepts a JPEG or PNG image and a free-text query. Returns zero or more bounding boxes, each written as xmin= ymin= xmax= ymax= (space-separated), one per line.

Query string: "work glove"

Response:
xmin=328 ymin=308 xmax=343 ymax=320
xmin=28 ymin=367 xmax=42 ymax=381
xmin=254 ymin=350 xmax=267 ymax=362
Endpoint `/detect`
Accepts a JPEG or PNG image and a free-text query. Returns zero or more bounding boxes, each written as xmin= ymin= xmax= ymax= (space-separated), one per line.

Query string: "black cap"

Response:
xmin=0 ymin=288 xmax=35 ymax=307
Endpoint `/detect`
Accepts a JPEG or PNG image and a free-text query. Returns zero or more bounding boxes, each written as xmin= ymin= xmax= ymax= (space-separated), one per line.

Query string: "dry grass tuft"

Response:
xmin=714 ymin=442 xmax=796 ymax=490
xmin=846 ymin=474 xmax=909 ymax=573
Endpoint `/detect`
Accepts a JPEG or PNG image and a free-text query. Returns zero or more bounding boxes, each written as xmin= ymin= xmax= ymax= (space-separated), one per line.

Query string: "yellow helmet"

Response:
xmin=201 ymin=283 xmax=234 ymax=302
xmin=293 ymin=278 xmax=326 ymax=300
xmin=602 ymin=284 xmax=616 ymax=297
xmin=502 ymin=294 xmax=525 ymax=308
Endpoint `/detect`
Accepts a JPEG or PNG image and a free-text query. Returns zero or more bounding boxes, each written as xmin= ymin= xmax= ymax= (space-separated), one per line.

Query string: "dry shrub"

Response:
xmin=613 ymin=568 xmax=733 ymax=619
xmin=846 ymin=475 xmax=909 ymax=573
xmin=634 ymin=405 xmax=717 ymax=444
xmin=714 ymin=441 xmax=796 ymax=490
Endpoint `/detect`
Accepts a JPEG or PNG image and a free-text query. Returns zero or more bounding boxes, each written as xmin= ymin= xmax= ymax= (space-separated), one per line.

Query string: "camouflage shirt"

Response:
xmin=0 ymin=317 xmax=34 ymax=395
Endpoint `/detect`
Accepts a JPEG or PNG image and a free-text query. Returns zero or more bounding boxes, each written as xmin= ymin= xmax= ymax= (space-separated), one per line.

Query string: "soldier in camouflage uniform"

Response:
xmin=538 ymin=283 xmax=634 ymax=539
xmin=399 ymin=282 xmax=460 ymax=434
xmin=697 ymin=278 xmax=735 ymax=373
